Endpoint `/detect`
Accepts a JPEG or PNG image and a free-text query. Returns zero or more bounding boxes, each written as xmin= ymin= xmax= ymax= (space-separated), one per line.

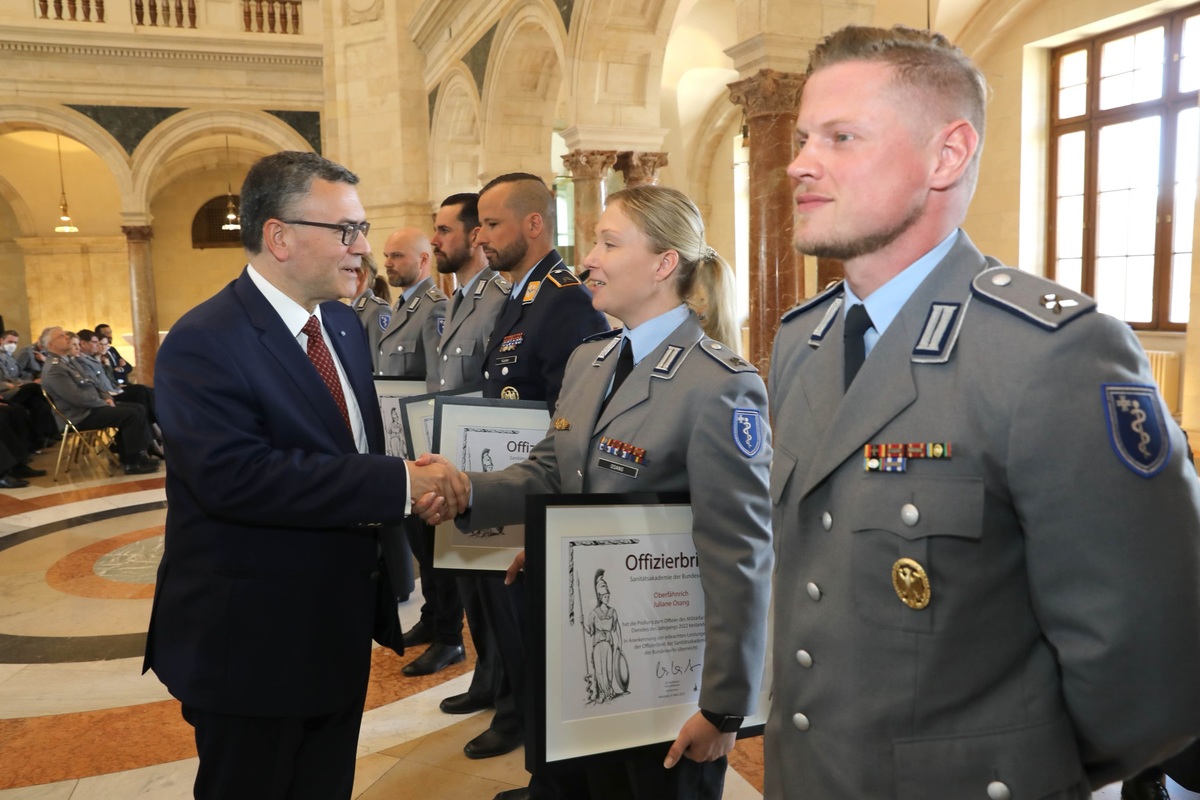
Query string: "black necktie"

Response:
xmin=451 ymin=288 xmax=464 ymax=318
xmin=600 ymin=338 xmax=634 ymax=413
xmin=844 ymin=303 xmax=873 ymax=391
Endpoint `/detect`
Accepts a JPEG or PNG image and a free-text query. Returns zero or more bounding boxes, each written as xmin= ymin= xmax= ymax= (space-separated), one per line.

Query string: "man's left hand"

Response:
xmin=663 ymin=711 xmax=736 ymax=769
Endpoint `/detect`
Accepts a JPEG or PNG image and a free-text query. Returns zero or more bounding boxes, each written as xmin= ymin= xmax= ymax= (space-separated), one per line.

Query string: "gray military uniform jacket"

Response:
xmin=433 ymin=270 xmax=510 ymax=392
xmin=41 ymin=356 xmax=111 ymax=424
xmin=765 ymin=231 xmax=1200 ymax=799
xmin=0 ymin=350 xmax=25 ymax=399
xmin=353 ymin=288 xmax=392 ymax=359
xmin=16 ymin=345 xmax=44 ymax=380
xmin=374 ymin=277 xmax=446 ymax=390
xmin=76 ymin=354 xmax=120 ymax=394
xmin=463 ymin=314 xmax=774 ymax=717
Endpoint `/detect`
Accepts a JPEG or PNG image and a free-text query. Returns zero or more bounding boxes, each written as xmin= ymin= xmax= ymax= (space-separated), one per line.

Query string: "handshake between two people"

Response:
xmin=408 ymin=453 xmax=470 ymax=524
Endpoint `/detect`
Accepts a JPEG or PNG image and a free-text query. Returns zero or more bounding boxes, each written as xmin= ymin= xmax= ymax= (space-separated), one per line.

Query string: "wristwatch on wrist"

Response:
xmin=700 ymin=708 xmax=745 ymax=733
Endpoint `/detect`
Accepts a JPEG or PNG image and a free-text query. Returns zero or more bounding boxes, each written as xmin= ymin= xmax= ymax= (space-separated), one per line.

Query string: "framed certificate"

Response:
xmin=397 ymin=389 xmax=481 ymax=461
xmin=526 ymin=493 xmax=769 ymax=772
xmin=431 ymin=396 xmax=549 ymax=572
xmin=373 ymin=378 xmax=426 ymax=459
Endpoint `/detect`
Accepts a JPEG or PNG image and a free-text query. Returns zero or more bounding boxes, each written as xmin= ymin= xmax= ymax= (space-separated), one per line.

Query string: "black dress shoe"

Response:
xmin=464 ymin=728 xmax=522 ymax=759
xmin=123 ymin=458 xmax=160 ymax=475
xmin=402 ymin=642 xmax=464 ymax=676
xmin=440 ymin=691 xmax=493 ymax=715
xmin=493 ymin=789 xmax=531 ymax=800
xmin=11 ymin=463 xmax=46 ymax=478
xmin=1122 ymin=770 xmax=1171 ymax=800
xmin=0 ymin=474 xmax=29 ymax=488
xmin=402 ymin=620 xmax=434 ymax=648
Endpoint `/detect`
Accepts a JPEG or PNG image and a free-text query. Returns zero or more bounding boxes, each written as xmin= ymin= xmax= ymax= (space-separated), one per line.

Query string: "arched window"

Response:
xmin=191 ymin=195 xmax=242 ymax=249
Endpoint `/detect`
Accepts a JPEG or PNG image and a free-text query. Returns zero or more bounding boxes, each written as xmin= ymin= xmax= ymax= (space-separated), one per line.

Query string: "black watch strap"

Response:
xmin=700 ymin=708 xmax=744 ymax=733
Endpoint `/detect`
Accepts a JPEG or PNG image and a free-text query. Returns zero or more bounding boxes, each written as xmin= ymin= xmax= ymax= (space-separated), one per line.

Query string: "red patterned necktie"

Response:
xmin=301 ymin=315 xmax=351 ymax=430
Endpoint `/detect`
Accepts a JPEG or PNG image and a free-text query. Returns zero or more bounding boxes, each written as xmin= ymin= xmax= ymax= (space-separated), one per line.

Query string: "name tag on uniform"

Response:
xmin=496 ymin=356 xmax=518 ymax=365
xmin=598 ymin=457 xmax=639 ymax=478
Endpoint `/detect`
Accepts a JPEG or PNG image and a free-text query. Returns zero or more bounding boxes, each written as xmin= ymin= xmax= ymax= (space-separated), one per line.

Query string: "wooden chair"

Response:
xmin=40 ymin=388 xmax=119 ymax=481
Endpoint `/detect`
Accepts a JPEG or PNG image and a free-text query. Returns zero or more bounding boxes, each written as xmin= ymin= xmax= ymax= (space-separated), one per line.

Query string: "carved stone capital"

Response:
xmin=728 ymin=68 xmax=805 ymax=119
xmin=614 ymin=151 xmax=669 ymax=186
xmin=121 ymin=226 xmax=154 ymax=243
xmin=562 ymin=149 xmax=618 ymax=180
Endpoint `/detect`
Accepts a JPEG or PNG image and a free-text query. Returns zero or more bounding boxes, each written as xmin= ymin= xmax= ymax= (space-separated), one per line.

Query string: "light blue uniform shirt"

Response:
xmin=844 ymin=229 xmax=959 ymax=357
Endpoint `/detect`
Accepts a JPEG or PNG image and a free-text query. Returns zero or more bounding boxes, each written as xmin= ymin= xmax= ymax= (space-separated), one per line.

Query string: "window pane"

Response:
xmin=1057 ymin=195 xmax=1084 ymax=259
xmin=1100 ymin=28 xmax=1165 ymax=109
xmin=1059 ymin=85 xmax=1087 ymax=118
xmin=1182 ymin=15 xmax=1200 ymax=93
xmin=1060 ymin=49 xmax=1088 ymax=87
xmin=1057 ymin=258 xmax=1083 ymax=292
xmin=1095 ymin=256 xmax=1155 ymax=322
xmin=1058 ymin=50 xmax=1088 ymax=118
xmin=1097 ymin=117 xmax=1161 ymax=194
xmin=1171 ymin=253 xmax=1192 ymax=323
xmin=1057 ymin=130 xmax=1086 ymax=195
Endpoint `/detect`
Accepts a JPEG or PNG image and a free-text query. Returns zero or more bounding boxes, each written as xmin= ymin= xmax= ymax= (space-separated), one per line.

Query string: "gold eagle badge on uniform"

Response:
xmin=892 ymin=558 xmax=930 ymax=609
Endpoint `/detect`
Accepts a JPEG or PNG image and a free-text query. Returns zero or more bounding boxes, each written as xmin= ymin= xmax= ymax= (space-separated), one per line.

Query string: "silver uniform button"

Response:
xmin=791 ymin=713 xmax=810 ymax=731
xmin=396 ymin=345 xmax=404 ymax=352
xmin=991 ymin=272 xmax=1012 ymax=287
xmin=455 ymin=347 xmax=462 ymax=354
xmin=443 ymin=354 xmax=448 ymax=362
xmin=901 ymin=503 xmax=920 ymax=527
xmin=986 ymin=781 xmax=1011 ymax=800
xmin=806 ymin=582 xmax=821 ymax=601
xmin=440 ymin=378 xmax=446 ymax=386
xmin=501 ymin=366 xmax=509 ymax=376
xmin=821 ymin=511 xmax=832 ymax=531
xmin=796 ymin=650 xmax=813 ymax=668
xmin=484 ymin=370 xmax=490 ymax=379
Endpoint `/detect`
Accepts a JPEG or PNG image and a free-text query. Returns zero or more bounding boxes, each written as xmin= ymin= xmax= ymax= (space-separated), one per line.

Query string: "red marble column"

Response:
xmin=562 ymin=149 xmax=618 ymax=271
xmin=121 ymin=225 xmax=160 ymax=386
xmin=614 ymin=151 xmax=669 ymax=187
xmin=728 ymin=68 xmax=805 ymax=373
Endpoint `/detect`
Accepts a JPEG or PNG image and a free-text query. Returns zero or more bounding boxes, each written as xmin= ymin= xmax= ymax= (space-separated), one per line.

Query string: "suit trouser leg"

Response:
xmin=459 ymin=574 xmax=500 ymax=703
xmin=477 ymin=573 xmax=523 ymax=737
xmin=9 ymin=384 xmax=58 ymax=440
xmin=181 ymin=681 xmax=367 ymax=800
xmin=0 ymin=404 xmax=36 ymax=454
xmin=116 ymin=384 xmax=157 ymax=425
xmin=79 ymin=404 xmax=149 ymax=458
xmin=405 ymin=517 xmax=463 ymax=646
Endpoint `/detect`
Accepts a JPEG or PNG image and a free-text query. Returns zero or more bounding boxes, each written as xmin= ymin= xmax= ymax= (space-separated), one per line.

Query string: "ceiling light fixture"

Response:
xmin=221 ymin=135 xmax=241 ymax=231
xmin=54 ymin=134 xmax=78 ymax=234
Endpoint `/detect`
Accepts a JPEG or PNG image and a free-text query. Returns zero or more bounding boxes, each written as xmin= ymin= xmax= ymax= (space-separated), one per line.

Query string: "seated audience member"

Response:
xmin=76 ymin=329 xmax=159 ymax=431
xmin=16 ymin=328 xmax=50 ymax=380
xmin=0 ymin=329 xmax=62 ymax=446
xmin=92 ymin=324 xmax=133 ymax=386
xmin=40 ymin=327 xmax=159 ymax=475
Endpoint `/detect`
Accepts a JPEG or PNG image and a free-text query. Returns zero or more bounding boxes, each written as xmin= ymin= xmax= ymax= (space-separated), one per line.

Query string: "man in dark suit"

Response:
xmin=142 ymin=151 xmax=468 ymax=800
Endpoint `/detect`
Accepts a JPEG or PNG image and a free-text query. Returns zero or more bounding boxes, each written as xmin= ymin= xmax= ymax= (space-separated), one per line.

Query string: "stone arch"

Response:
xmin=130 ymin=109 xmax=311 ymax=216
xmin=480 ymin=0 xmax=568 ymax=182
xmin=0 ymin=103 xmax=132 ymax=207
xmin=565 ymin=0 xmax=685 ymax=130
xmin=0 ymin=174 xmax=37 ymax=239
xmin=688 ymin=95 xmax=742 ymax=217
xmin=430 ymin=62 xmax=484 ymax=202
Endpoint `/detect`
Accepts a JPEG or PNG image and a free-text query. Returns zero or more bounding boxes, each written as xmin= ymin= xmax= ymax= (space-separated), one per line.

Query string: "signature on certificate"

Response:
xmin=655 ymin=658 xmax=702 ymax=680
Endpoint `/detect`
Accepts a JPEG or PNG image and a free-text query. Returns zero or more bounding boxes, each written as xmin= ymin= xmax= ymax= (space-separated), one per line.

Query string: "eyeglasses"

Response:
xmin=281 ymin=219 xmax=370 ymax=246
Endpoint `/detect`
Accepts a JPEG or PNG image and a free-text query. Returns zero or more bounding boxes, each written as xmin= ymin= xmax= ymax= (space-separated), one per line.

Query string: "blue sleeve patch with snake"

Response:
xmin=1102 ymin=384 xmax=1171 ymax=478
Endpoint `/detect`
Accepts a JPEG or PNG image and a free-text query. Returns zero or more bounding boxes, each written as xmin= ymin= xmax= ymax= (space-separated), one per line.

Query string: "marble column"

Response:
xmin=562 ymin=149 xmax=617 ymax=271
xmin=614 ymin=151 xmax=669 ymax=187
xmin=122 ymin=225 xmax=160 ymax=386
xmin=728 ymin=68 xmax=805 ymax=373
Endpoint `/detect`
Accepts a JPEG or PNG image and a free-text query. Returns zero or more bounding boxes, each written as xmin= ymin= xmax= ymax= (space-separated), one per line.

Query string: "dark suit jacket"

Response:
xmin=481 ymin=250 xmax=610 ymax=410
xmin=143 ymin=268 xmax=412 ymax=718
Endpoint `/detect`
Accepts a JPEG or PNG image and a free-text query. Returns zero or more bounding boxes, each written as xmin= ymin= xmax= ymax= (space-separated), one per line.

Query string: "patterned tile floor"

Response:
xmin=0 ymin=451 xmax=1191 ymax=799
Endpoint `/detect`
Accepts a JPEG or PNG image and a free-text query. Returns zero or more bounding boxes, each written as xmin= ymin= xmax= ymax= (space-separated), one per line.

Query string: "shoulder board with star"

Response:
xmin=425 ymin=285 xmax=448 ymax=302
xmin=781 ymin=280 xmax=844 ymax=324
xmin=698 ymin=339 xmax=758 ymax=373
xmin=583 ymin=328 xmax=621 ymax=344
xmin=971 ymin=267 xmax=1095 ymax=331
xmin=546 ymin=267 xmax=582 ymax=288
xmin=367 ymin=295 xmax=389 ymax=307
